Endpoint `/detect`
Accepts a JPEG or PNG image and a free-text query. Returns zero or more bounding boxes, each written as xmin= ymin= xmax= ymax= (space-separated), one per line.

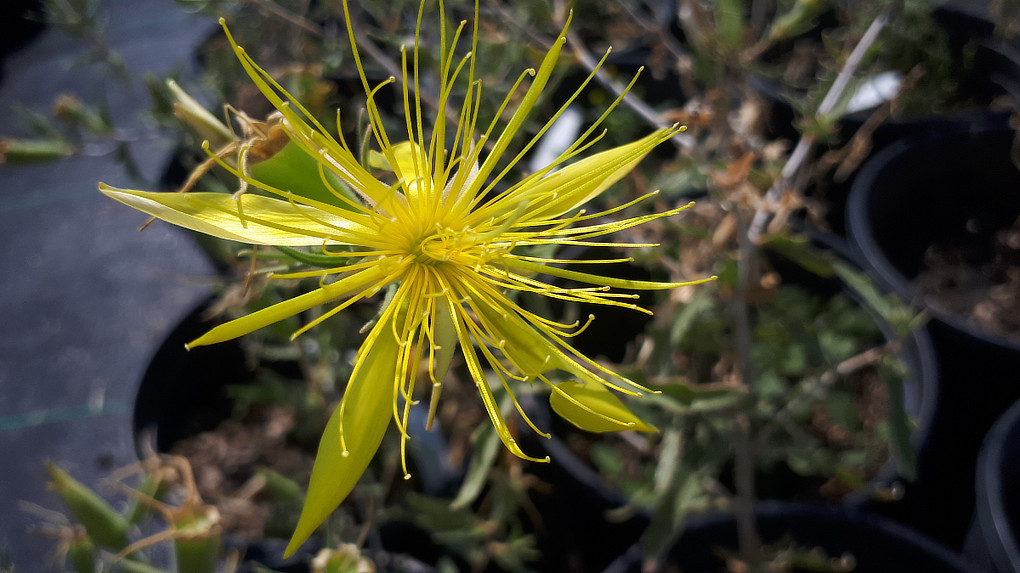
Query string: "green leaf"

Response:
xmin=450 ymin=422 xmax=501 ymax=510
xmin=762 ymin=234 xmax=836 ymax=278
xmin=669 ymin=290 xmax=715 ymax=347
xmin=831 ymin=260 xmax=921 ymax=338
xmin=0 ymin=137 xmax=75 ymax=163
xmin=651 ymin=381 xmax=749 ymax=414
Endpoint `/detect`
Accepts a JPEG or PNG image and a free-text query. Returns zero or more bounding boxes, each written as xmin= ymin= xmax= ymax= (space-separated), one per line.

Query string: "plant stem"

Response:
xmin=732 ymin=210 xmax=763 ymax=572
xmin=748 ymin=11 xmax=889 ymax=242
xmin=549 ymin=0 xmax=694 ymax=150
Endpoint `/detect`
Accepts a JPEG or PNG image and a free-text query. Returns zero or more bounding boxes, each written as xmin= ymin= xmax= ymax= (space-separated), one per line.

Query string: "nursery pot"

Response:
xmin=846 ymin=126 xmax=1020 ymax=548
xmin=133 ymin=296 xmax=252 ymax=456
xmin=755 ymin=3 xmax=1015 ymax=235
xmin=517 ymin=392 xmax=652 ymax=573
xmin=965 ymin=397 xmax=1020 ymax=573
xmin=604 ymin=502 xmax=978 ymax=573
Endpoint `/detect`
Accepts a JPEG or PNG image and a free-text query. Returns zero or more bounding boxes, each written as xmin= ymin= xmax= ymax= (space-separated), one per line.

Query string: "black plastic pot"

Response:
xmin=517 ymin=393 xmax=652 ymax=573
xmin=604 ymin=502 xmax=978 ymax=573
xmin=756 ymin=4 xmax=1015 ymax=236
xmin=846 ymin=127 xmax=1020 ymax=549
xmin=965 ymin=397 xmax=1020 ymax=573
xmin=133 ymin=297 xmax=252 ymax=456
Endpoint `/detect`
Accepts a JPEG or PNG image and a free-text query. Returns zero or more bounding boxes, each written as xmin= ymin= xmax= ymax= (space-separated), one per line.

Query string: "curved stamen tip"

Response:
xmin=218 ymin=17 xmax=226 ymax=25
xmin=403 ymin=473 xmax=412 ymax=481
xmin=341 ymin=450 xmax=350 ymax=458
xmin=541 ymin=456 xmax=551 ymax=463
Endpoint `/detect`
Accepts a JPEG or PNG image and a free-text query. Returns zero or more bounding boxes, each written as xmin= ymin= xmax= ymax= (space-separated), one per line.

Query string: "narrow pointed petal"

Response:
xmin=187 ymin=264 xmax=392 ymax=348
xmin=426 ymin=301 xmax=458 ymax=428
xmin=470 ymin=290 xmax=643 ymax=394
xmin=470 ymin=294 xmax=573 ymax=377
xmin=469 ymin=14 xmax=573 ymax=197
xmin=99 ymin=185 xmax=370 ymax=246
xmin=284 ymin=322 xmax=400 ymax=558
xmin=550 ymin=381 xmax=657 ymax=433
xmin=512 ymin=129 xmax=671 ymax=222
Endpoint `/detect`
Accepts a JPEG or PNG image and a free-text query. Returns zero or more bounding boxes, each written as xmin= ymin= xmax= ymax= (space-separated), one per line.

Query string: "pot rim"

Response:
xmin=975 ymin=397 xmax=1020 ymax=571
xmin=846 ymin=126 xmax=1020 ymax=354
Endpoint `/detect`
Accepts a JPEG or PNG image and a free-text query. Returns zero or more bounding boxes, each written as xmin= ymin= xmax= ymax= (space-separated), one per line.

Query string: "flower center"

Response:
xmin=412 ymin=232 xmax=459 ymax=266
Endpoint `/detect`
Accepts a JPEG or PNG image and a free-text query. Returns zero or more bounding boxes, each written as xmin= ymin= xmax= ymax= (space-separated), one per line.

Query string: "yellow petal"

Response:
xmin=549 ymin=381 xmax=657 ymax=433
xmin=516 ymin=128 xmax=669 ymax=222
xmin=284 ymin=314 xmax=401 ymax=558
xmin=186 ymin=263 xmax=393 ymax=348
xmin=425 ymin=301 xmax=458 ymax=429
xmin=451 ymin=303 xmax=549 ymax=463
xmin=470 ymin=295 xmax=571 ymax=377
xmin=468 ymin=14 xmax=573 ymax=198
xmin=99 ymin=184 xmax=371 ymax=246
xmin=388 ymin=141 xmax=431 ymax=202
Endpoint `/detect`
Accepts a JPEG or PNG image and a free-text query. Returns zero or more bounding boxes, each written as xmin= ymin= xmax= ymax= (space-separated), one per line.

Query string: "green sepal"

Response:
xmin=173 ymin=533 xmax=220 ymax=573
xmin=274 ymin=245 xmax=355 ymax=268
xmin=67 ymin=528 xmax=97 ymax=573
xmin=45 ymin=461 xmax=130 ymax=551
xmin=249 ymin=140 xmax=359 ymax=209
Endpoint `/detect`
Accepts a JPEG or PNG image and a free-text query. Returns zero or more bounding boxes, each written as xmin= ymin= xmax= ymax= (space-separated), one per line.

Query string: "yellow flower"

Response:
xmin=100 ymin=0 xmax=711 ymax=557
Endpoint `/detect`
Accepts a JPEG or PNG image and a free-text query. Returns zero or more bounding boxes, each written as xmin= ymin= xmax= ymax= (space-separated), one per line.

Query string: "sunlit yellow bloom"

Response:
xmin=101 ymin=0 xmax=711 ymax=557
